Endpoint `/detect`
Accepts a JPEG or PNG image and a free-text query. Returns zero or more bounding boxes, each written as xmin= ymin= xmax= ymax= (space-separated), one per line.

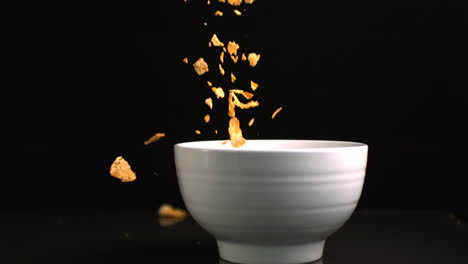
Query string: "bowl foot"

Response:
xmin=217 ymin=240 xmax=325 ymax=264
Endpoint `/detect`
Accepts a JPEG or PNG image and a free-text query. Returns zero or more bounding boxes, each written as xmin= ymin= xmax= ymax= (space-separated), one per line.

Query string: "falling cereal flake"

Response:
xmin=227 ymin=41 xmax=240 ymax=63
xmin=195 ymin=130 xmax=201 ymax=135
xmin=207 ymin=0 xmax=211 ymax=4
xmin=215 ymin=130 xmax=218 ymax=134
xmin=193 ymin=58 xmax=209 ymax=75
xmin=248 ymin=53 xmax=261 ymax=67
xmin=219 ymin=64 xmax=225 ymax=75
xmin=220 ymin=51 xmax=225 ymax=63
xmin=228 ymin=92 xmax=236 ymax=117
xmin=272 ymin=107 xmax=283 ymax=119
xmin=212 ymin=87 xmax=225 ymax=99
xmin=241 ymin=53 xmax=247 ymax=61
xmin=250 ymin=80 xmax=259 ymax=91
xmin=211 ymin=34 xmax=224 ymax=47
xmin=158 ymin=204 xmax=188 ymax=219
xmin=248 ymin=118 xmax=255 ymax=126
xmin=203 ymin=22 xmax=208 ymax=26
xmin=214 ymin=10 xmax=223 ymax=16
xmin=231 ymin=73 xmax=236 ymax=83
xmin=109 ymin=156 xmax=136 ymax=183
xmin=182 ymin=57 xmax=188 ymax=64
xmin=231 ymin=92 xmax=259 ymax=109
xmin=231 ymin=89 xmax=254 ymax=100
xmin=144 ymin=132 xmax=166 ymax=145
xmin=205 ymin=97 xmax=213 ymax=109
xmin=244 ymin=0 xmax=255 ymax=3
xmin=207 ymin=80 xmax=213 ymax=86
xmin=204 ymin=114 xmax=211 ymax=123
xmin=218 ymin=0 xmax=225 ymax=3
xmin=233 ymin=9 xmax=242 ymax=16
xmin=227 ymin=0 xmax=242 ymax=6
xmin=228 ymin=117 xmax=246 ymax=148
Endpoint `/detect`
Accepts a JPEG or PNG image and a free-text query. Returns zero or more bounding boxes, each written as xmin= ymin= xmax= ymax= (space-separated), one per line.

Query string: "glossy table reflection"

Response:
xmin=2 ymin=210 xmax=467 ymax=264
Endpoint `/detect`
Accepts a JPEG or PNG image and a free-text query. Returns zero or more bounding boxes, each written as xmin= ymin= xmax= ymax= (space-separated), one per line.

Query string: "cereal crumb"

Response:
xmin=214 ymin=10 xmax=223 ymax=16
xmin=234 ymin=9 xmax=242 ymax=16
xmin=205 ymin=97 xmax=213 ymax=109
xmin=215 ymin=130 xmax=218 ymax=134
xmin=218 ymin=0 xmax=225 ymax=2
xmin=109 ymin=156 xmax=136 ymax=183
xmin=207 ymin=80 xmax=213 ymax=86
xmin=219 ymin=64 xmax=225 ymax=75
xmin=203 ymin=22 xmax=208 ymax=26
xmin=212 ymin=87 xmax=225 ymax=99
xmin=272 ymin=107 xmax=283 ymax=119
xmin=248 ymin=118 xmax=255 ymax=126
xmin=250 ymin=80 xmax=259 ymax=91
xmin=248 ymin=53 xmax=261 ymax=67
xmin=195 ymin=130 xmax=201 ymax=135
xmin=228 ymin=117 xmax=246 ymax=148
xmin=220 ymin=51 xmax=225 ymax=63
xmin=182 ymin=57 xmax=188 ymax=64
xmin=144 ymin=132 xmax=166 ymax=145
xmin=241 ymin=53 xmax=247 ymax=61
xmin=231 ymin=72 xmax=236 ymax=83
xmin=204 ymin=114 xmax=211 ymax=123
xmin=227 ymin=0 xmax=242 ymax=6
xmin=158 ymin=204 xmax=188 ymax=227
xmin=211 ymin=34 xmax=224 ymax=47
xmin=244 ymin=0 xmax=255 ymax=3
xmin=193 ymin=58 xmax=209 ymax=75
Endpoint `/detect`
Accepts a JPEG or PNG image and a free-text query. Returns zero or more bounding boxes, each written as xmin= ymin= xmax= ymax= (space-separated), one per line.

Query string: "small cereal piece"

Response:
xmin=144 ymin=132 xmax=166 ymax=145
xmin=231 ymin=72 xmax=236 ymax=83
xmin=158 ymin=204 xmax=188 ymax=219
xmin=221 ymin=140 xmax=228 ymax=144
xmin=218 ymin=0 xmax=225 ymax=2
xmin=203 ymin=22 xmax=208 ymax=26
xmin=205 ymin=97 xmax=213 ymax=109
xmin=109 ymin=156 xmax=136 ymax=183
xmin=233 ymin=9 xmax=242 ymax=16
xmin=220 ymin=51 xmax=225 ymax=63
xmin=195 ymin=130 xmax=201 ymax=135
xmin=212 ymin=87 xmax=225 ymax=99
xmin=241 ymin=53 xmax=247 ymax=61
xmin=182 ymin=57 xmax=188 ymax=64
xmin=227 ymin=41 xmax=240 ymax=62
xmin=272 ymin=107 xmax=283 ymax=119
xmin=228 ymin=117 xmax=246 ymax=148
xmin=228 ymin=92 xmax=236 ymax=117
xmin=227 ymin=0 xmax=242 ymax=6
xmin=244 ymin=0 xmax=255 ymax=3
xmin=207 ymin=80 xmax=213 ymax=86
xmin=211 ymin=34 xmax=224 ymax=47
xmin=193 ymin=58 xmax=209 ymax=75
xmin=250 ymin=80 xmax=259 ymax=91
xmin=204 ymin=114 xmax=211 ymax=123
xmin=230 ymin=89 xmax=254 ymax=100
xmin=214 ymin=10 xmax=223 ymax=16
xmin=248 ymin=53 xmax=261 ymax=67
xmin=207 ymin=0 xmax=211 ymax=4
xmin=215 ymin=130 xmax=218 ymax=134
xmin=248 ymin=118 xmax=255 ymax=126
xmin=219 ymin=64 xmax=225 ymax=75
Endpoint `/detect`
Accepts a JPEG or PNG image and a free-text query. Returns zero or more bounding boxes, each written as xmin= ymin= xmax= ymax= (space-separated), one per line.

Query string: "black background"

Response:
xmin=5 ymin=0 xmax=468 ymax=213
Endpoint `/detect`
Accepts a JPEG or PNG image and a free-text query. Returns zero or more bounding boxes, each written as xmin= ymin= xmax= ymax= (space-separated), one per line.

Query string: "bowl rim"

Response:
xmin=175 ymin=139 xmax=368 ymax=153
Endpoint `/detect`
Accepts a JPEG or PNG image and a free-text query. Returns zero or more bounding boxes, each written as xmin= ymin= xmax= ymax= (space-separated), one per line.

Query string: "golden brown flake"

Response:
xmin=195 ymin=130 xmax=201 ymax=135
xmin=144 ymin=132 xmax=166 ymax=145
xmin=204 ymin=114 xmax=211 ymax=123
xmin=227 ymin=41 xmax=240 ymax=62
xmin=233 ymin=9 xmax=242 ymax=16
xmin=193 ymin=58 xmax=209 ymax=75
xmin=211 ymin=34 xmax=224 ymax=47
xmin=230 ymin=89 xmax=254 ymax=100
xmin=220 ymin=51 xmax=225 ymax=63
xmin=203 ymin=22 xmax=208 ymax=26
xmin=248 ymin=118 xmax=255 ymax=126
xmin=250 ymin=80 xmax=259 ymax=91
xmin=182 ymin=57 xmax=188 ymax=64
xmin=207 ymin=0 xmax=211 ymax=4
xmin=244 ymin=0 xmax=255 ymax=3
xmin=228 ymin=92 xmax=236 ymax=117
xmin=218 ymin=0 xmax=225 ymax=3
xmin=212 ymin=87 xmax=225 ymax=99
xmin=231 ymin=92 xmax=259 ymax=109
xmin=272 ymin=107 xmax=283 ymax=119
xmin=221 ymin=140 xmax=228 ymax=144
xmin=231 ymin=72 xmax=236 ymax=83
xmin=227 ymin=0 xmax=242 ymax=6
xmin=109 ymin=156 xmax=136 ymax=183
xmin=248 ymin=53 xmax=260 ymax=67
xmin=241 ymin=53 xmax=247 ymax=61
xmin=228 ymin=117 xmax=246 ymax=148
xmin=214 ymin=10 xmax=223 ymax=16
xmin=219 ymin=64 xmax=225 ymax=75
xmin=215 ymin=130 xmax=218 ymax=134
xmin=158 ymin=204 xmax=188 ymax=219
xmin=205 ymin=97 xmax=213 ymax=109
xmin=207 ymin=80 xmax=213 ymax=86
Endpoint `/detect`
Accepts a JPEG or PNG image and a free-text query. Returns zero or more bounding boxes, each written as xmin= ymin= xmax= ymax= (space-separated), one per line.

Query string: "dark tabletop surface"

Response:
xmin=2 ymin=210 xmax=467 ymax=264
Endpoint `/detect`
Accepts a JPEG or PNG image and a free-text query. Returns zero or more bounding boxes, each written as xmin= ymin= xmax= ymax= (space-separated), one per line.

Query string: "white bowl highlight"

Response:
xmin=174 ymin=140 xmax=368 ymax=264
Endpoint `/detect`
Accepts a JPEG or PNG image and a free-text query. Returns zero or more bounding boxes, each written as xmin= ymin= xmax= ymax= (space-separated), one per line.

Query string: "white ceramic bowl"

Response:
xmin=174 ymin=140 xmax=368 ymax=264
